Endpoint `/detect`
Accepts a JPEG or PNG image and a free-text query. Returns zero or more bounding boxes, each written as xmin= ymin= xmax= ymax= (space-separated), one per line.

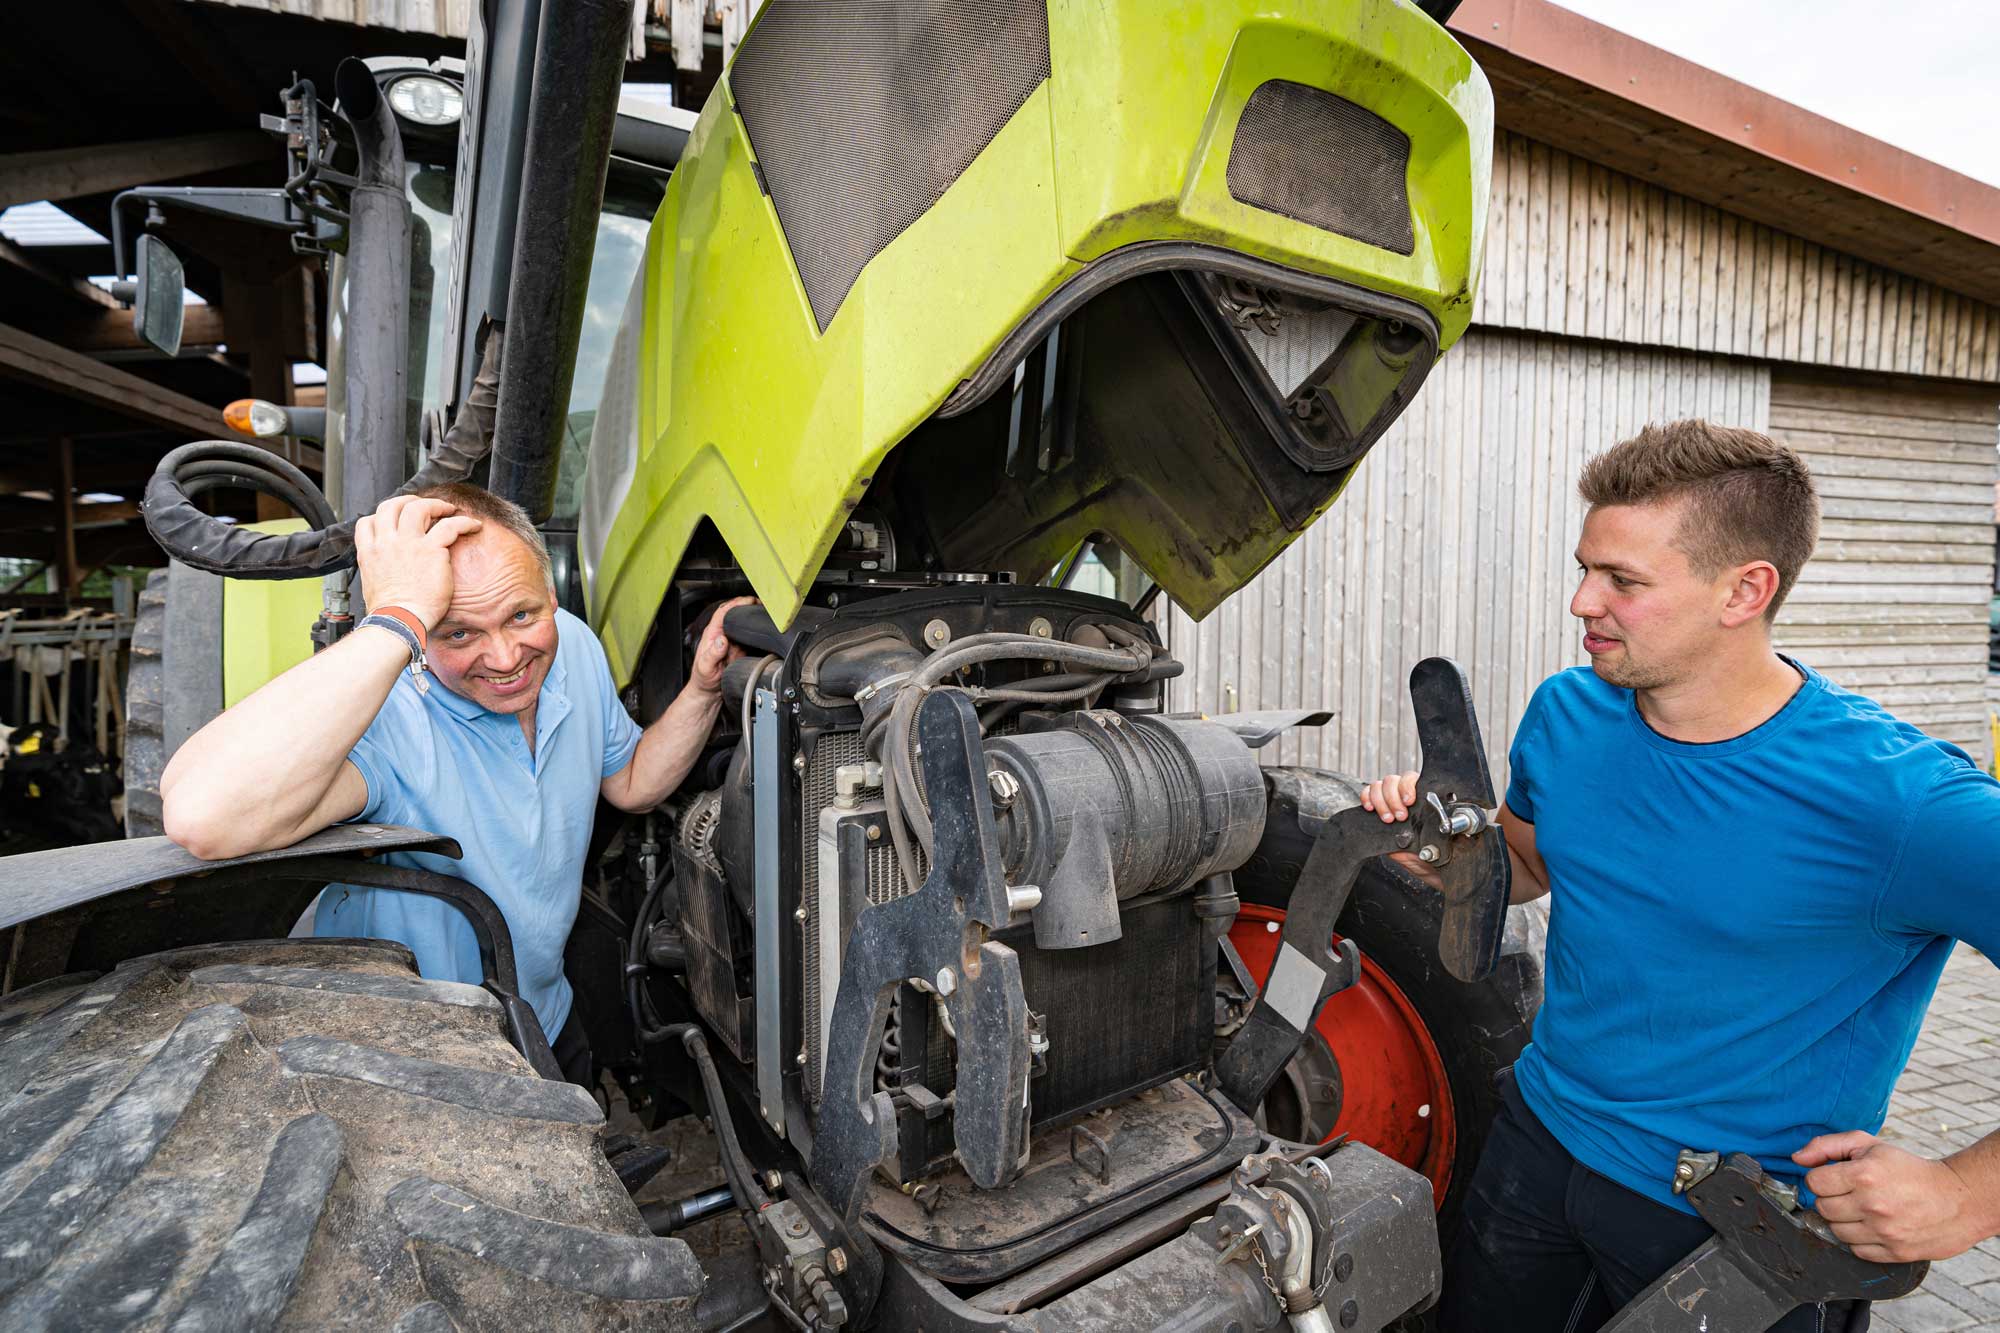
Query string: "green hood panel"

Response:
xmin=583 ymin=0 xmax=1491 ymax=681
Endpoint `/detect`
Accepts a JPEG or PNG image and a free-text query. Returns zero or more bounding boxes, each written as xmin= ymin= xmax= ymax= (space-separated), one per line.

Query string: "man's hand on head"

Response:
xmin=688 ymin=595 xmax=757 ymax=697
xmin=354 ymin=495 xmax=483 ymax=631
xmin=1794 ymin=1131 xmax=1999 ymax=1262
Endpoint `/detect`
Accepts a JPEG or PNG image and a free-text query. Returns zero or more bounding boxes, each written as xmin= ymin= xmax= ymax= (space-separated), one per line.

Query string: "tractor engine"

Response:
xmin=665 ymin=581 xmax=1288 ymax=1284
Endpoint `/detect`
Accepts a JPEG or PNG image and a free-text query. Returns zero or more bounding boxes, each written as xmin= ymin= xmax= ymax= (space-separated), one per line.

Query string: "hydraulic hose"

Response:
xmin=141 ymin=330 xmax=504 ymax=578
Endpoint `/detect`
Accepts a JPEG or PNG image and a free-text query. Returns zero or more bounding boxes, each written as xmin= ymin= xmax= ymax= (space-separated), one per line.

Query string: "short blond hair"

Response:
xmin=411 ymin=482 xmax=553 ymax=585
xmin=1578 ymin=420 xmax=1819 ymax=619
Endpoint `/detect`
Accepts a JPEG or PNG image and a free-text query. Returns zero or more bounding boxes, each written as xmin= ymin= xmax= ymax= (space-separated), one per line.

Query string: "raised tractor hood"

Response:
xmin=582 ymin=0 xmax=1492 ymax=678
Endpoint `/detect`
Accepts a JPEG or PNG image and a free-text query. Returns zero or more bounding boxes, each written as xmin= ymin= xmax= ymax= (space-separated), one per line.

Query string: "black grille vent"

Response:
xmin=729 ymin=0 xmax=1053 ymax=333
xmin=1227 ymin=80 xmax=1415 ymax=256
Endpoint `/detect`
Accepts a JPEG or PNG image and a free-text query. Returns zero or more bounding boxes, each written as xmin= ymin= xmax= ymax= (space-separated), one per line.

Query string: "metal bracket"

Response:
xmin=752 ymin=687 xmax=786 ymax=1135
xmin=1602 ymin=1152 xmax=1929 ymax=1331
xmin=809 ymin=691 xmax=1032 ymax=1225
xmin=1216 ymin=657 xmax=1508 ymax=1115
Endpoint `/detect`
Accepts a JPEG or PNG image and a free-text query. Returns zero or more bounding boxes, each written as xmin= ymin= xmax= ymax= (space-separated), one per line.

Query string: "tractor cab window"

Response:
xmin=551 ymin=187 xmax=658 ymax=523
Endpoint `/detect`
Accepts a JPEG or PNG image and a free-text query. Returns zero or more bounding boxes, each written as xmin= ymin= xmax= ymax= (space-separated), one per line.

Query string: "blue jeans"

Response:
xmin=1440 ymin=1073 xmax=1868 ymax=1333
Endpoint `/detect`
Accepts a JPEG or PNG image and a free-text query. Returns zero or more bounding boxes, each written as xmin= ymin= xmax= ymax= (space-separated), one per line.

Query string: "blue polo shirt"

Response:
xmin=315 ymin=607 xmax=641 ymax=1038
xmin=1508 ymin=662 xmax=2000 ymax=1214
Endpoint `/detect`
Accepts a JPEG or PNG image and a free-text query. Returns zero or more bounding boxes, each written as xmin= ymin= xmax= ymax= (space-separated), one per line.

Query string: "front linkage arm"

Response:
xmin=1602 ymin=1152 xmax=1928 ymax=1332
xmin=1216 ymin=657 xmax=1510 ymax=1114
xmin=808 ymin=690 xmax=1037 ymax=1315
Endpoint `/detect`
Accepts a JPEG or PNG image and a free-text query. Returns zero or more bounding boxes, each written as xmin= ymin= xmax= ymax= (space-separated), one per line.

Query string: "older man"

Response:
xmin=162 ymin=483 xmax=746 ymax=1086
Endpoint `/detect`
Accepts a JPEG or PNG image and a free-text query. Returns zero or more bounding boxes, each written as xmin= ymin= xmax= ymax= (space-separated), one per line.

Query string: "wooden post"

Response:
xmin=55 ymin=438 xmax=79 ymax=603
xmin=229 ymin=271 xmax=306 ymax=521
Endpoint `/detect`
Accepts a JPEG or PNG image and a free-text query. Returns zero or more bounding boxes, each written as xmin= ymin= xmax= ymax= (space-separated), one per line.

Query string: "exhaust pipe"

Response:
xmin=332 ymin=58 xmax=412 ymax=521
xmin=487 ymin=0 xmax=634 ymax=523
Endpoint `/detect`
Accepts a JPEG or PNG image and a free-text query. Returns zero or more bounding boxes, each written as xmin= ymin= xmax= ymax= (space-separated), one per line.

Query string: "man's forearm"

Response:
xmin=614 ymin=685 xmax=725 ymax=811
xmin=1506 ymin=843 xmax=1549 ymax=903
xmin=161 ymin=627 xmax=408 ymax=856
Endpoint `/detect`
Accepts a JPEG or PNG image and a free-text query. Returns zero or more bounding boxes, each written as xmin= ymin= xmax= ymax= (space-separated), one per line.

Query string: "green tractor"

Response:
xmin=0 ymin=3 xmax=1550 ymax=1328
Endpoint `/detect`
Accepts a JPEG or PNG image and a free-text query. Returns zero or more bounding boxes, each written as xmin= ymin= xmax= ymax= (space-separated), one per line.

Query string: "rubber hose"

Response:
xmin=885 ymin=637 xmax=1150 ymax=863
xmin=141 ymin=330 xmax=503 ymax=577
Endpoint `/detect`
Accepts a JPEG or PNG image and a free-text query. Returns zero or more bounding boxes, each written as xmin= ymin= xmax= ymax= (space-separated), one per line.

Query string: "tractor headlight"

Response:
xmin=386 ymin=75 xmax=463 ymax=128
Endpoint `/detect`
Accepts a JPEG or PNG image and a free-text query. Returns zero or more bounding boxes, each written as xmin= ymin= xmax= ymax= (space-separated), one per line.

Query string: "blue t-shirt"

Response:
xmin=315 ymin=607 xmax=642 ymax=1038
xmin=1507 ymin=662 xmax=2000 ymax=1214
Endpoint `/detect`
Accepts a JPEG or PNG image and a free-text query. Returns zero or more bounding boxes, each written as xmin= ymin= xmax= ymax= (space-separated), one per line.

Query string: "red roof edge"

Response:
xmin=1448 ymin=0 xmax=2000 ymax=250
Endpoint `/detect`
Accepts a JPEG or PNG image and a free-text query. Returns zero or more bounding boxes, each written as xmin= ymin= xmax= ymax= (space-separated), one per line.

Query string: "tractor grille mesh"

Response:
xmin=728 ymin=0 xmax=1053 ymax=332
xmin=1227 ymin=80 xmax=1415 ymax=256
xmin=801 ymin=731 xmax=926 ymax=1103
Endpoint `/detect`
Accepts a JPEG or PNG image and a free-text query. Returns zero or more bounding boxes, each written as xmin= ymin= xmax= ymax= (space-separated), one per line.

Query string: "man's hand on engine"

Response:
xmin=688 ymin=596 xmax=757 ymax=696
xmin=1360 ymin=768 xmax=1445 ymax=891
xmin=354 ymin=495 xmax=482 ymax=631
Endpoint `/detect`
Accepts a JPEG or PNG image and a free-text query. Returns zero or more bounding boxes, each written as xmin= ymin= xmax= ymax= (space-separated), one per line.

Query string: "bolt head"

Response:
xmin=828 ymin=1247 xmax=849 ymax=1275
xmin=763 ymin=1169 xmax=783 ymax=1191
xmin=935 ymin=967 xmax=957 ymax=996
xmin=866 ymin=824 xmax=882 ymax=842
xmin=1418 ymin=845 xmax=1439 ymax=863
xmin=1029 ymin=617 xmax=1053 ymax=638
xmin=794 ymin=906 xmax=808 ymax=923
xmin=923 ymin=618 xmax=951 ymax=648
xmin=796 ymin=1049 xmax=807 ymax=1066
xmin=792 ymin=752 xmax=806 ymax=773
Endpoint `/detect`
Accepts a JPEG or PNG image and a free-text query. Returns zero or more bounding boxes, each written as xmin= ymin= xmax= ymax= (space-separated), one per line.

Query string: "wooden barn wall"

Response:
xmin=1160 ymin=329 xmax=1771 ymax=786
xmin=1768 ymin=371 xmax=2000 ymax=761
xmin=1474 ymin=130 xmax=2000 ymax=383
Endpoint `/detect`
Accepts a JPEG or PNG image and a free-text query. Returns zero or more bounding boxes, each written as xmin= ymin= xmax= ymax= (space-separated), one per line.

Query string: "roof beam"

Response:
xmin=0 ymin=321 xmax=321 ymax=471
xmin=51 ymin=303 xmax=229 ymax=354
xmin=0 ymin=236 xmax=118 ymax=310
xmin=0 ymin=321 xmax=240 ymax=440
xmin=0 ymin=131 xmax=270 ymax=210
xmin=0 ymin=499 xmax=142 ymax=535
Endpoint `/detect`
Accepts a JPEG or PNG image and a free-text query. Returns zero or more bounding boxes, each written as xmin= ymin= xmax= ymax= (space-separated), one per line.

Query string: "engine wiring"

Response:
xmin=870 ymin=629 xmax=1156 ymax=896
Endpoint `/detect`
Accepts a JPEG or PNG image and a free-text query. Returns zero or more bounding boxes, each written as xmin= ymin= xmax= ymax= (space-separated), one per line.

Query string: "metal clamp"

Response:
xmin=1603 ymin=1152 xmax=1928 ymax=1331
xmin=1216 ymin=658 xmax=1508 ymax=1115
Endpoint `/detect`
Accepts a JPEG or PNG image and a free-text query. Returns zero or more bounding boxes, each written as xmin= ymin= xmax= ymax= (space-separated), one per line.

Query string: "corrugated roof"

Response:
xmin=0 ymin=202 xmax=107 ymax=247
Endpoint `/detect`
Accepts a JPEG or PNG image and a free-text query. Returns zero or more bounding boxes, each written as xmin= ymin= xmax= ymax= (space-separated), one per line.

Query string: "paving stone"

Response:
xmin=1934 ymin=1249 xmax=2000 ymax=1289
xmin=1919 ymin=1270 xmax=2000 ymax=1324
xmin=1871 ymin=1290 xmax=1977 ymax=1332
xmin=1874 ymin=948 xmax=2000 ymax=1333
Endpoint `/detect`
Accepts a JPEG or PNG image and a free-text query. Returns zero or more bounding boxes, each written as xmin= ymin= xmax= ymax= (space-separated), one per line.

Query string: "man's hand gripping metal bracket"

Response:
xmin=1601 ymin=1152 xmax=1928 ymax=1331
xmin=1217 ymin=657 xmax=1510 ymax=1115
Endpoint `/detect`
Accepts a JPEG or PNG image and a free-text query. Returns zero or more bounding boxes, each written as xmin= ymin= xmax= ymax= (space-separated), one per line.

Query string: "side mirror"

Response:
xmin=131 ymin=235 xmax=186 ymax=358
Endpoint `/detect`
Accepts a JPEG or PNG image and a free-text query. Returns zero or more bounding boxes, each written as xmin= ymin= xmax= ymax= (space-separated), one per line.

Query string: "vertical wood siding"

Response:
xmin=1769 ymin=372 xmax=2000 ymax=763
xmin=1475 ymin=131 xmax=2000 ymax=383
xmin=1161 ymin=330 xmax=1771 ymax=786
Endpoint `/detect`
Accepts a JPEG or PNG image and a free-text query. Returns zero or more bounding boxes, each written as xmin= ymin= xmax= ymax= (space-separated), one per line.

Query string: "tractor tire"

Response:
xmin=1233 ymin=768 xmax=1542 ymax=1242
xmin=1335 ymin=859 xmax=1542 ymax=1233
xmin=0 ymin=936 xmax=704 ymax=1331
xmin=123 ymin=565 xmax=224 ymax=840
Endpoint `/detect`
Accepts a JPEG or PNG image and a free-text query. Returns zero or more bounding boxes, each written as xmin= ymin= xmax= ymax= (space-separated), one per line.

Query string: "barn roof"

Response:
xmin=1449 ymin=0 xmax=2000 ymax=306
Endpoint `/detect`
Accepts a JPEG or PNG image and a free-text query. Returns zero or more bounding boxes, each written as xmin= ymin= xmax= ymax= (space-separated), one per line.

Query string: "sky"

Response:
xmin=1547 ymin=0 xmax=2000 ymax=189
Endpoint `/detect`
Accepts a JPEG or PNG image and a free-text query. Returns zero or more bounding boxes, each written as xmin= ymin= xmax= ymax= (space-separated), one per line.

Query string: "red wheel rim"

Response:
xmin=1228 ymin=904 xmax=1457 ymax=1209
